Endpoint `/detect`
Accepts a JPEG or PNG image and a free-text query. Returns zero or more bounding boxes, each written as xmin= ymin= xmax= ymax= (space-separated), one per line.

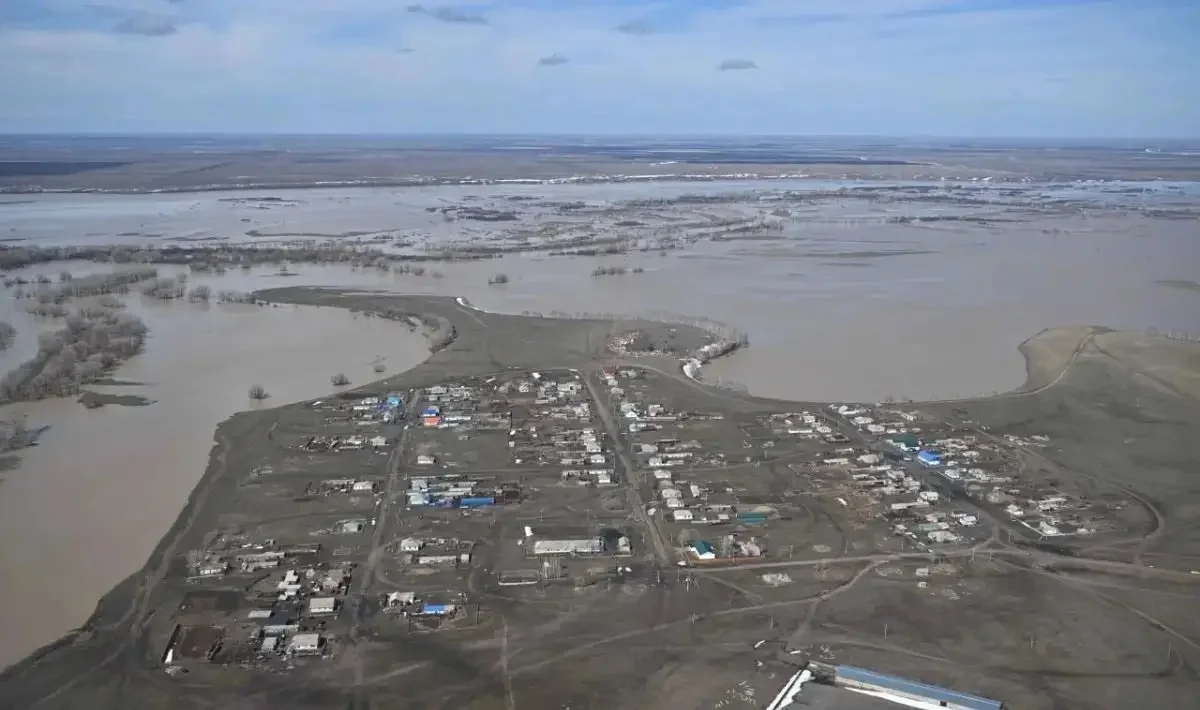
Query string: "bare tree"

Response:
xmin=0 ymin=417 xmax=36 ymax=452
xmin=373 ymin=364 xmax=386 ymax=373
xmin=188 ymin=285 xmax=212 ymax=302
xmin=59 ymin=270 xmax=73 ymax=283
xmin=331 ymin=373 xmax=350 ymax=387
xmin=248 ymin=384 xmax=269 ymax=400
xmin=0 ymin=310 xmax=148 ymax=404
xmin=0 ymin=322 xmax=14 ymax=351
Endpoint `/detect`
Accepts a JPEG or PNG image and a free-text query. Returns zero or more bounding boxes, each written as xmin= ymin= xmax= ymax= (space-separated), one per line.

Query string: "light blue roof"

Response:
xmin=836 ymin=665 xmax=1002 ymax=710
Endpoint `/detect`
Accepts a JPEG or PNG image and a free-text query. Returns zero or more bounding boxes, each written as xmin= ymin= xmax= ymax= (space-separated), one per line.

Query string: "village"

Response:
xmin=150 ymin=362 xmax=1146 ymax=681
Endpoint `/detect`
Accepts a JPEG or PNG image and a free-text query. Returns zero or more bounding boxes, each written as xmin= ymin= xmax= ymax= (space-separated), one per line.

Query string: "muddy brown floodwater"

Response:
xmin=0 ymin=179 xmax=1197 ymax=668
xmin=0 ymin=297 xmax=429 ymax=670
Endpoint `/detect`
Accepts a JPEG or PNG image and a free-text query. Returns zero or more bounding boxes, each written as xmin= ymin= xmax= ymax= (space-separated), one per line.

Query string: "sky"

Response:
xmin=0 ymin=0 xmax=1197 ymax=137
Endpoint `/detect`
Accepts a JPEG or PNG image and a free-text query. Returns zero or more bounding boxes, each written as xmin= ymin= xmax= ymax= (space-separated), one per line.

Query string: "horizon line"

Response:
xmin=0 ymin=132 xmax=1196 ymax=143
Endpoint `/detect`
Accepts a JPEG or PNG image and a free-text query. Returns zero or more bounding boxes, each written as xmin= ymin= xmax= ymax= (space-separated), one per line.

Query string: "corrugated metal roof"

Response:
xmin=835 ymin=666 xmax=1002 ymax=710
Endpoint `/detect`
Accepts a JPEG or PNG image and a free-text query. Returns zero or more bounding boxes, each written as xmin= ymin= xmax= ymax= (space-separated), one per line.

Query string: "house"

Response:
xmin=352 ymin=481 xmax=376 ymax=493
xmin=953 ymin=512 xmax=979 ymax=526
xmin=890 ymin=434 xmax=921 ymax=452
xmin=288 ymin=633 xmax=323 ymax=656
xmin=417 ymin=554 xmax=459 ymax=565
xmin=416 ymin=454 xmax=437 ymax=466
xmin=672 ymin=509 xmax=694 ymax=522
xmin=917 ymin=450 xmax=942 ymax=466
xmin=531 ymin=538 xmax=604 ymax=556
xmin=258 ymin=611 xmax=298 ymax=636
xmin=308 ymin=597 xmax=338 ymax=616
xmin=1037 ymin=496 xmax=1067 ymax=512
xmin=737 ymin=511 xmax=768 ymax=525
xmin=400 ymin=537 xmax=423 ymax=552
xmin=690 ymin=540 xmax=716 ymax=560
xmin=387 ymin=591 xmax=416 ymax=607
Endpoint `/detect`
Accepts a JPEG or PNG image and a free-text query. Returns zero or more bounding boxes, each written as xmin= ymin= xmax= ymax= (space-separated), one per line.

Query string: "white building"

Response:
xmin=352 ymin=481 xmax=376 ymax=493
xmin=531 ymin=538 xmax=604 ymax=556
xmin=672 ymin=509 xmax=694 ymax=522
xmin=308 ymin=597 xmax=338 ymax=616
xmin=289 ymin=633 xmax=322 ymax=655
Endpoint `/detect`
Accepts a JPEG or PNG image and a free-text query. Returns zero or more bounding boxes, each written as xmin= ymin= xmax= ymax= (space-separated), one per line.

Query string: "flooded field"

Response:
xmin=0 ymin=289 xmax=429 ymax=669
xmin=0 ymin=178 xmax=1197 ymax=667
xmin=5 ymin=179 xmax=1197 ymax=402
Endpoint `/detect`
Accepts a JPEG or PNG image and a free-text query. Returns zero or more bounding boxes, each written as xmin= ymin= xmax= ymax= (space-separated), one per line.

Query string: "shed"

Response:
xmin=352 ymin=481 xmax=376 ymax=492
xmin=835 ymin=665 xmax=1002 ymax=710
xmin=308 ymin=597 xmax=338 ymax=616
xmin=917 ymin=450 xmax=942 ymax=466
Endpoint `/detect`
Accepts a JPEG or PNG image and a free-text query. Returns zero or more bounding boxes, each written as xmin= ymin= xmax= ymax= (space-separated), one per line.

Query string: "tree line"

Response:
xmin=0 ymin=308 xmax=148 ymax=404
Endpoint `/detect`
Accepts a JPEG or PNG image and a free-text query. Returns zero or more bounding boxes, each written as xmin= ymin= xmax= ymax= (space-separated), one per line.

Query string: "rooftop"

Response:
xmin=836 ymin=666 xmax=1002 ymax=710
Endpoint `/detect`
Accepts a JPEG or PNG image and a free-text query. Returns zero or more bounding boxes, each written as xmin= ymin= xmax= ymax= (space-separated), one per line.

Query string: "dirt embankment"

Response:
xmin=1016 ymin=326 xmax=1107 ymax=393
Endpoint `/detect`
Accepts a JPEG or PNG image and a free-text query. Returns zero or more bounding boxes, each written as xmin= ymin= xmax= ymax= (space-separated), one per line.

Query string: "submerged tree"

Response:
xmin=330 ymin=373 xmax=350 ymax=387
xmin=248 ymin=384 xmax=269 ymax=400
xmin=488 ymin=273 xmax=510 ymax=285
xmin=0 ymin=321 xmax=16 ymax=351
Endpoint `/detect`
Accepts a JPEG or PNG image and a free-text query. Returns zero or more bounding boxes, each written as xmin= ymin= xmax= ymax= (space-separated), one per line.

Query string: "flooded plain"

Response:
xmin=0 ymin=179 xmax=1198 ymax=667
xmin=0 ymin=285 xmax=430 ymax=669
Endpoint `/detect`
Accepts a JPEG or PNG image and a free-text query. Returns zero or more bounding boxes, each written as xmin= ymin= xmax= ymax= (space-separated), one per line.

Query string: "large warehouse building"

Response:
xmin=834 ymin=665 xmax=1003 ymax=710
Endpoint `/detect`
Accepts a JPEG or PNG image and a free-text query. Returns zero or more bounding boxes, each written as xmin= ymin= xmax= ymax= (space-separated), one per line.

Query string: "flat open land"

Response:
xmin=3 ymin=135 xmax=1200 ymax=192
xmin=2 ymin=288 xmax=1198 ymax=710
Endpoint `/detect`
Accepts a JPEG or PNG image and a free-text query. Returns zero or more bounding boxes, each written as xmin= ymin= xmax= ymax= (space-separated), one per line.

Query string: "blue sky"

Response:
xmin=0 ymin=0 xmax=1196 ymax=137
